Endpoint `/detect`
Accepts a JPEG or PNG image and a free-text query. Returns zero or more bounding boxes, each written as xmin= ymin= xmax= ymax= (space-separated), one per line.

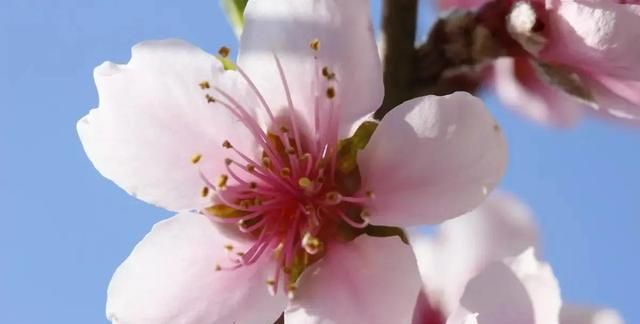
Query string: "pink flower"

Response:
xmin=411 ymin=192 xmax=624 ymax=324
xmin=435 ymin=0 xmax=640 ymax=126
xmin=77 ymin=0 xmax=507 ymax=323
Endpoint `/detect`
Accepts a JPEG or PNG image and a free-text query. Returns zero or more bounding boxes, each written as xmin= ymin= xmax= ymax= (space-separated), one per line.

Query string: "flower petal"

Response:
xmin=542 ymin=0 xmax=640 ymax=81
xmin=106 ymin=212 xmax=287 ymax=324
xmin=412 ymin=192 xmax=539 ymax=313
xmin=284 ymin=236 xmax=421 ymax=324
xmin=78 ymin=39 xmax=258 ymax=212
xmin=584 ymin=74 xmax=640 ymax=123
xmin=359 ymin=92 xmax=507 ymax=227
xmin=560 ymin=305 xmax=624 ymax=324
xmin=238 ymin=0 xmax=382 ymax=136
xmin=446 ymin=308 xmax=479 ymax=324
xmin=493 ymin=57 xmax=582 ymax=126
xmin=457 ymin=248 xmax=561 ymax=324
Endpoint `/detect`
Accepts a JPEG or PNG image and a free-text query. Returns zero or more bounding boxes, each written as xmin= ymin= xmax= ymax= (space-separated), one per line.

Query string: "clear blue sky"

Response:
xmin=1 ymin=0 xmax=638 ymax=323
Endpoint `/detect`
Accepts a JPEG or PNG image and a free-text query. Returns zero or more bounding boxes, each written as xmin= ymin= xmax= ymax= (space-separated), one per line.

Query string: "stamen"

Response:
xmin=222 ymin=140 xmax=233 ymax=149
xmin=298 ymin=177 xmax=313 ymax=189
xmin=325 ymin=191 xmax=342 ymax=205
xmin=217 ymin=174 xmax=229 ymax=189
xmin=199 ymin=81 xmax=210 ymax=90
xmin=191 ymin=153 xmax=202 ymax=164
xmin=326 ymin=87 xmax=336 ymax=99
xmin=280 ymin=168 xmax=291 ymax=178
xmin=302 ymin=232 xmax=322 ymax=255
xmin=218 ymin=46 xmax=230 ymax=58
xmin=310 ymin=38 xmax=320 ymax=51
xmin=201 ymin=186 xmax=210 ymax=197
xmin=205 ymin=94 xmax=216 ymax=103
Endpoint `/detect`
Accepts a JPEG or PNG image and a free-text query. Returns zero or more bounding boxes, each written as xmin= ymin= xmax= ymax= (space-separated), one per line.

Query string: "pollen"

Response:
xmin=191 ymin=153 xmax=202 ymax=164
xmin=224 ymin=244 xmax=234 ymax=252
xmin=222 ymin=140 xmax=233 ymax=149
xmin=201 ymin=186 xmax=210 ymax=197
xmin=218 ymin=46 xmax=230 ymax=58
xmin=205 ymin=94 xmax=216 ymax=103
xmin=310 ymin=38 xmax=320 ymax=51
xmin=321 ymin=67 xmax=336 ymax=80
xmin=199 ymin=81 xmax=210 ymax=89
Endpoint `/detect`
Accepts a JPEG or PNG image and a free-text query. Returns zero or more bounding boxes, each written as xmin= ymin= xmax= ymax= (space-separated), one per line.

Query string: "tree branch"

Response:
xmin=376 ymin=0 xmax=419 ymax=120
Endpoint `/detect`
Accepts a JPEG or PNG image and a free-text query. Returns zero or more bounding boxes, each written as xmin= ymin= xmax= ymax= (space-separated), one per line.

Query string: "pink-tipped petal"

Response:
xmin=457 ymin=248 xmax=561 ymax=324
xmin=78 ymin=39 xmax=258 ymax=212
xmin=493 ymin=57 xmax=582 ymax=126
xmin=284 ymin=236 xmax=421 ymax=324
xmin=359 ymin=92 xmax=507 ymax=227
xmin=560 ymin=305 xmax=624 ymax=324
xmin=413 ymin=192 xmax=539 ymax=313
xmin=106 ymin=212 xmax=287 ymax=324
xmin=238 ymin=0 xmax=383 ymax=136
xmin=542 ymin=0 xmax=640 ymax=81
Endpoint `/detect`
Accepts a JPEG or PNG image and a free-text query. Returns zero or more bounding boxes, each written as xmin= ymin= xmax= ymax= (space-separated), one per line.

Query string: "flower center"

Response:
xmin=192 ymin=42 xmax=376 ymax=297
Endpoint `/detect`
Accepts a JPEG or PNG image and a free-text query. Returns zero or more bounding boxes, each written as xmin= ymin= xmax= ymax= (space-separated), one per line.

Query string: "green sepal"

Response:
xmin=217 ymin=56 xmax=237 ymax=71
xmin=364 ymin=225 xmax=409 ymax=245
xmin=220 ymin=0 xmax=248 ymax=38
xmin=336 ymin=121 xmax=378 ymax=175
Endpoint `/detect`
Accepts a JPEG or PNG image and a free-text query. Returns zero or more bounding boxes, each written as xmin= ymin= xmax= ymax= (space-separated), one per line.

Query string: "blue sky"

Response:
xmin=1 ymin=0 xmax=638 ymax=323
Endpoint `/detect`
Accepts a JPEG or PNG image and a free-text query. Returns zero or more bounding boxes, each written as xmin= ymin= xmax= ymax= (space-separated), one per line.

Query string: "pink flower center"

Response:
xmin=193 ymin=42 xmax=374 ymax=296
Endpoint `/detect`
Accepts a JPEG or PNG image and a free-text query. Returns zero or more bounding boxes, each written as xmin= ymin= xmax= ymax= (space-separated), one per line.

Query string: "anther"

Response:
xmin=199 ymin=81 xmax=210 ymax=89
xmin=321 ymin=67 xmax=335 ymax=80
xmin=191 ymin=153 xmax=202 ymax=164
xmin=262 ymin=157 xmax=272 ymax=168
xmin=302 ymin=232 xmax=322 ymax=255
xmin=224 ymin=158 xmax=233 ymax=166
xmin=205 ymin=94 xmax=216 ymax=103
xmin=247 ymin=164 xmax=256 ymax=173
xmin=287 ymin=283 xmax=298 ymax=299
xmin=280 ymin=167 xmax=291 ymax=178
xmin=325 ymin=191 xmax=342 ymax=204
xmin=224 ymin=244 xmax=234 ymax=252
xmin=249 ymin=182 xmax=258 ymax=190
xmin=254 ymin=197 xmax=263 ymax=206
xmin=286 ymin=147 xmax=296 ymax=155
xmin=310 ymin=38 xmax=320 ymax=51
xmin=222 ymin=140 xmax=233 ymax=149
xmin=217 ymin=174 xmax=229 ymax=188
xmin=215 ymin=264 xmax=222 ymax=271
xmin=201 ymin=186 xmax=210 ymax=197
xmin=280 ymin=125 xmax=289 ymax=133
xmin=266 ymin=279 xmax=276 ymax=296
xmin=298 ymin=177 xmax=313 ymax=189
xmin=218 ymin=46 xmax=230 ymax=58
xmin=326 ymin=87 xmax=336 ymax=99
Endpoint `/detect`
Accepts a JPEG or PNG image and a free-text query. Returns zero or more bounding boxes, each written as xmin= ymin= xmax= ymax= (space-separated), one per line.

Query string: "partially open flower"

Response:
xmin=78 ymin=0 xmax=507 ymax=323
xmin=412 ymin=193 xmax=624 ymax=324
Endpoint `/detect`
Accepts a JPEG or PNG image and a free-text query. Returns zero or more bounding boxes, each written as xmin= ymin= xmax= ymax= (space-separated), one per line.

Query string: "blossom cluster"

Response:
xmin=77 ymin=0 xmax=632 ymax=323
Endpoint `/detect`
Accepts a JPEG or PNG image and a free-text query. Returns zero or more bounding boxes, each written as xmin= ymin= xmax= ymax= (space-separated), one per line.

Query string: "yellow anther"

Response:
xmin=205 ymin=94 xmax=216 ymax=103
xmin=280 ymin=167 xmax=291 ymax=178
xmin=310 ymin=38 xmax=320 ymax=51
xmin=217 ymin=174 xmax=229 ymax=188
xmin=191 ymin=153 xmax=202 ymax=164
xmin=302 ymin=232 xmax=322 ymax=255
xmin=286 ymin=147 xmax=296 ymax=155
xmin=298 ymin=177 xmax=313 ymax=189
xmin=262 ymin=157 xmax=272 ymax=168
xmin=201 ymin=186 xmax=210 ymax=197
xmin=218 ymin=46 xmax=230 ymax=58
xmin=280 ymin=125 xmax=290 ymax=133
xmin=236 ymin=251 xmax=245 ymax=257
xmin=247 ymin=164 xmax=256 ymax=173
xmin=321 ymin=66 xmax=335 ymax=80
xmin=199 ymin=81 xmax=210 ymax=89
xmin=224 ymin=244 xmax=234 ymax=252
xmin=300 ymin=153 xmax=311 ymax=161
xmin=222 ymin=140 xmax=233 ymax=149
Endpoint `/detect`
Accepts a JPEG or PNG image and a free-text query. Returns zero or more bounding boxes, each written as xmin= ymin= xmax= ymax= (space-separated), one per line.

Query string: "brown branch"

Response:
xmin=376 ymin=0 xmax=419 ymax=120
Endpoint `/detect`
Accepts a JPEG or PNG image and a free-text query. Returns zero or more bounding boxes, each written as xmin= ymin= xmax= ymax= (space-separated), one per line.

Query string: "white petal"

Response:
xmin=359 ymin=92 xmax=508 ymax=227
xmin=560 ymin=305 xmax=624 ymax=324
xmin=78 ymin=39 xmax=258 ymax=212
xmin=413 ymin=192 xmax=539 ymax=313
xmin=284 ymin=236 xmax=421 ymax=324
xmin=457 ymin=248 xmax=562 ymax=324
xmin=446 ymin=308 xmax=479 ymax=324
xmin=106 ymin=212 xmax=287 ymax=324
xmin=238 ymin=0 xmax=383 ymax=136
